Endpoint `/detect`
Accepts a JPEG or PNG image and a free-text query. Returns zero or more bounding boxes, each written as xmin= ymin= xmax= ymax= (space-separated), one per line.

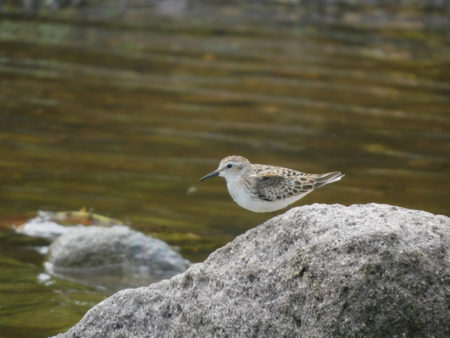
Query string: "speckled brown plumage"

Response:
xmin=249 ymin=165 xmax=342 ymax=202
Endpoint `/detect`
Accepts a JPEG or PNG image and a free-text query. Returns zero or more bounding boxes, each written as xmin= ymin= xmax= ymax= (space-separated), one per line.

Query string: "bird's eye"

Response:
xmin=227 ymin=164 xmax=233 ymax=168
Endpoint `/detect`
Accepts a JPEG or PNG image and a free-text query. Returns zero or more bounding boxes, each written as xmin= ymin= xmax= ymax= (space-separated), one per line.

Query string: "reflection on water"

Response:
xmin=0 ymin=0 xmax=449 ymax=336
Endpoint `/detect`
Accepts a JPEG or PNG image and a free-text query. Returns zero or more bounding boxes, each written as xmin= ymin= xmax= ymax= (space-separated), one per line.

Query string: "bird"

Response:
xmin=199 ymin=155 xmax=344 ymax=213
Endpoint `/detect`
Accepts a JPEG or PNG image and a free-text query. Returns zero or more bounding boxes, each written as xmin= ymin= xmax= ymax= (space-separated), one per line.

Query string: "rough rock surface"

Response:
xmin=56 ymin=204 xmax=450 ymax=338
xmin=48 ymin=226 xmax=189 ymax=283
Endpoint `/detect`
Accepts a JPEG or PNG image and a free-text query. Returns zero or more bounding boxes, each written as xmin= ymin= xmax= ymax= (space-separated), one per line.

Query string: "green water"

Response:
xmin=0 ymin=1 xmax=449 ymax=336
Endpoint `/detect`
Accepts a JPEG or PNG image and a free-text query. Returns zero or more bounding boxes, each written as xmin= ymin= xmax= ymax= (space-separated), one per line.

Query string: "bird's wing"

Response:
xmin=250 ymin=166 xmax=316 ymax=201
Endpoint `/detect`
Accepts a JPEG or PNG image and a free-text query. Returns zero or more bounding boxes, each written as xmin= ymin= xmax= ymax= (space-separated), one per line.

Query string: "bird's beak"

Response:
xmin=199 ymin=169 xmax=220 ymax=182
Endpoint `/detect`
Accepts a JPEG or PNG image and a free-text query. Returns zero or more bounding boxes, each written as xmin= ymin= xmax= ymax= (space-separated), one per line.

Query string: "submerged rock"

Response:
xmin=16 ymin=210 xmax=122 ymax=240
xmin=55 ymin=204 xmax=450 ymax=338
xmin=47 ymin=226 xmax=190 ymax=288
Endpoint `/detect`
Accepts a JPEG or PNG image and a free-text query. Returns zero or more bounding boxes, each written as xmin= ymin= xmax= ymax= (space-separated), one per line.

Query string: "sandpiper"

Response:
xmin=199 ymin=155 xmax=344 ymax=213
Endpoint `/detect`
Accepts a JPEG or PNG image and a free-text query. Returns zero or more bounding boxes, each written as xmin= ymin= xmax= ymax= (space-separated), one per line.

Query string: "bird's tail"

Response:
xmin=314 ymin=171 xmax=344 ymax=188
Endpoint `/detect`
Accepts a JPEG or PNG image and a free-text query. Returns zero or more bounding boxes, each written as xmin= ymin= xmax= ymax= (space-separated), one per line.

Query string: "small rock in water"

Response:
xmin=16 ymin=210 xmax=189 ymax=289
xmin=47 ymin=226 xmax=190 ymax=288
xmin=16 ymin=210 xmax=122 ymax=240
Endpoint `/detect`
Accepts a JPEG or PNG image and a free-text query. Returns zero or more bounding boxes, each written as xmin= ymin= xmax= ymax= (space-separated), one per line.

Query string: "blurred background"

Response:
xmin=0 ymin=0 xmax=449 ymax=336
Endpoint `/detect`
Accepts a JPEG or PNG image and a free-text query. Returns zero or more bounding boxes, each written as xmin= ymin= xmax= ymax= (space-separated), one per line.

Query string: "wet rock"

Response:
xmin=55 ymin=204 xmax=450 ymax=338
xmin=16 ymin=212 xmax=87 ymax=240
xmin=47 ymin=226 xmax=190 ymax=287
xmin=16 ymin=210 xmax=122 ymax=240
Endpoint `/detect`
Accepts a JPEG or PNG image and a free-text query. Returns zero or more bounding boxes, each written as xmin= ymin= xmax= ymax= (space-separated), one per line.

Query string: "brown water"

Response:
xmin=0 ymin=1 xmax=449 ymax=336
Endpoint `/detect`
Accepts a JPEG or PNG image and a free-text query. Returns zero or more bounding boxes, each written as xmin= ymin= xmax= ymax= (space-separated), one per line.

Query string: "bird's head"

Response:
xmin=199 ymin=155 xmax=251 ymax=182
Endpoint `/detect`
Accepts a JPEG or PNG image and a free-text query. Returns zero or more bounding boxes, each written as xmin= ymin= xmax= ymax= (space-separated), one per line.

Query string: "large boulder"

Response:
xmin=55 ymin=204 xmax=450 ymax=337
xmin=47 ymin=226 xmax=190 ymax=288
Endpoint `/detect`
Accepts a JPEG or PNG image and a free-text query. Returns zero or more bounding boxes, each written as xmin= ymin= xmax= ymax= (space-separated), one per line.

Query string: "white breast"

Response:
xmin=226 ymin=179 xmax=311 ymax=213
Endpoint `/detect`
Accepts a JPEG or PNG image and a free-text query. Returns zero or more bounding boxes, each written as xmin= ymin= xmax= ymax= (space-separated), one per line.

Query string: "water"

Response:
xmin=0 ymin=0 xmax=449 ymax=336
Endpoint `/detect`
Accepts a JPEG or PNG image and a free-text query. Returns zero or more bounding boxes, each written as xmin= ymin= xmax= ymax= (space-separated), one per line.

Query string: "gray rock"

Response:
xmin=47 ymin=226 xmax=189 ymax=287
xmin=55 ymin=204 xmax=450 ymax=338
